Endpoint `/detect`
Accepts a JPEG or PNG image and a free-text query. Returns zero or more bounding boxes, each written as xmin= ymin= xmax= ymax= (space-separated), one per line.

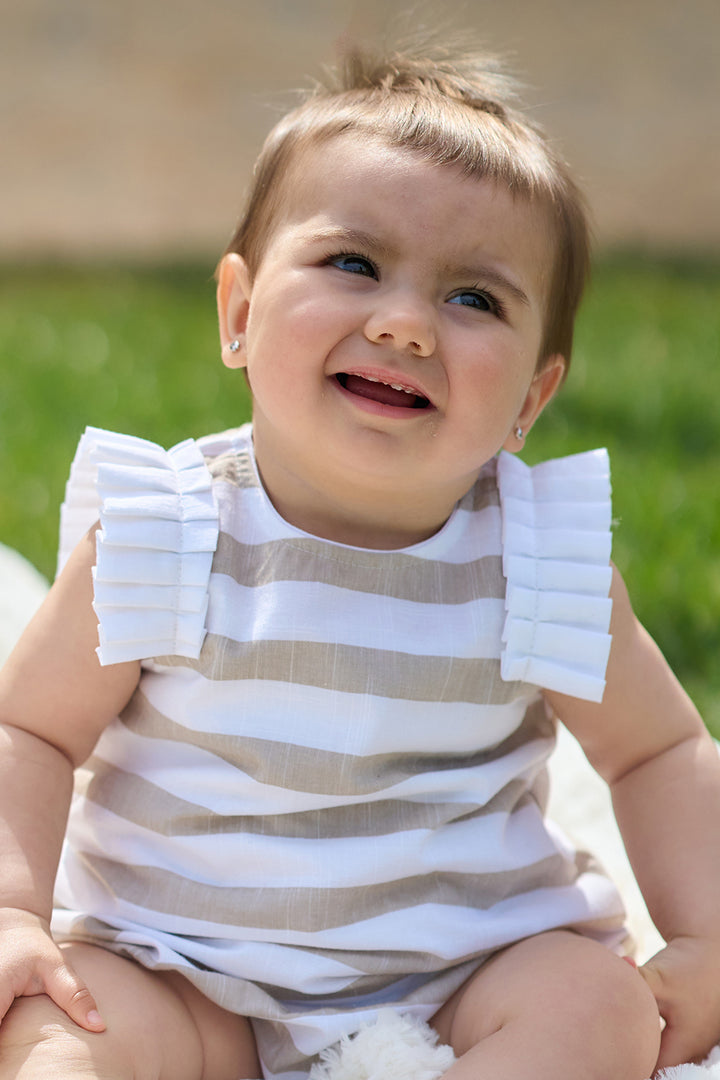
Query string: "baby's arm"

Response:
xmin=0 ymin=526 xmax=141 ymax=1030
xmin=545 ymin=565 xmax=720 ymax=1068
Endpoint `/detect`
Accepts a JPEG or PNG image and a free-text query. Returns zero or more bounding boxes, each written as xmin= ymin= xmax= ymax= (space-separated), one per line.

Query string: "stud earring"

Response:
xmin=229 ymin=338 xmax=243 ymax=353
xmin=514 ymin=425 xmax=524 ymax=441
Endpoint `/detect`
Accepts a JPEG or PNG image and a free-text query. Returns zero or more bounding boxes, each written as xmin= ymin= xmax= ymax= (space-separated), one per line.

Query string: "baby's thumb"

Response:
xmin=44 ymin=961 xmax=106 ymax=1032
xmin=639 ymin=953 xmax=671 ymax=993
xmin=637 ymin=957 xmax=661 ymax=995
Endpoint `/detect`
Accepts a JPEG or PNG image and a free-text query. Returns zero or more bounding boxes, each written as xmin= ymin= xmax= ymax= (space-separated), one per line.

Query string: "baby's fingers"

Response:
xmin=42 ymin=958 xmax=106 ymax=1032
xmin=639 ymin=953 xmax=719 ymax=1069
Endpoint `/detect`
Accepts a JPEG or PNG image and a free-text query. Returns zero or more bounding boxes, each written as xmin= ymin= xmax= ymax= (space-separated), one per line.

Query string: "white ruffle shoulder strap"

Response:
xmin=497 ymin=449 xmax=613 ymax=704
xmin=58 ymin=426 xmax=219 ymax=665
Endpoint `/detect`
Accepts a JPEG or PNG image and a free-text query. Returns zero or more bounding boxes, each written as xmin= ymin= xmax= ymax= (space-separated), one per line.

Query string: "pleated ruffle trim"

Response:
xmin=58 ymin=426 xmax=218 ymax=665
xmin=497 ymin=449 xmax=613 ymax=703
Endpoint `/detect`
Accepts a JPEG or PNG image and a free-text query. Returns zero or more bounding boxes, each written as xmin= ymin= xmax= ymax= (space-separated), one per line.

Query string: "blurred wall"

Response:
xmin=2 ymin=0 xmax=719 ymax=260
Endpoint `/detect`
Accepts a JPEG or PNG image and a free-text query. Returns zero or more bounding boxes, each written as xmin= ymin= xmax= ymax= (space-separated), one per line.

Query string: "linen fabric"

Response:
xmin=53 ymin=424 xmax=624 ymax=1080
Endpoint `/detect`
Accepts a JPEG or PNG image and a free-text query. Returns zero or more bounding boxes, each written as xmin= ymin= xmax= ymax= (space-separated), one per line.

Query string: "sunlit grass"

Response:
xmin=1 ymin=255 xmax=719 ymax=732
xmin=0 ymin=263 xmax=252 ymax=580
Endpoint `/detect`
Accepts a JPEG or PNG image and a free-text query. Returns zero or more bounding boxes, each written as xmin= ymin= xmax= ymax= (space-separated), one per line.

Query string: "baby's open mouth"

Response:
xmin=336 ymin=373 xmax=430 ymax=409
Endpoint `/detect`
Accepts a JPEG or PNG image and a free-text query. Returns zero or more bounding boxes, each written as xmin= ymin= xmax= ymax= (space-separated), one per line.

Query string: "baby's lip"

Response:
xmin=334 ymin=366 xmax=435 ymax=409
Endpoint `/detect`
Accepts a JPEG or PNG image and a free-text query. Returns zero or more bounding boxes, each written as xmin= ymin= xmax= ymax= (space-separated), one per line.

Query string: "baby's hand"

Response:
xmin=640 ymin=936 xmax=720 ymax=1069
xmin=0 ymin=907 xmax=105 ymax=1031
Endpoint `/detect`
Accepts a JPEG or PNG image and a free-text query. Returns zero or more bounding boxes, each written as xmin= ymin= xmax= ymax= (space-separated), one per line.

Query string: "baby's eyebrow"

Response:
xmin=302 ymin=225 xmax=393 ymax=260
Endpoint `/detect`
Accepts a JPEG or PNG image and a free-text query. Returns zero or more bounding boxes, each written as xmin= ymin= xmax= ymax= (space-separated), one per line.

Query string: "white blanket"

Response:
xmin=0 ymin=542 xmax=49 ymax=664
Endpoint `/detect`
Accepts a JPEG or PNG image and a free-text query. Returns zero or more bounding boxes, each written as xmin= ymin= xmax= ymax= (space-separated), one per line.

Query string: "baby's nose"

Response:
xmin=364 ymin=294 xmax=435 ymax=356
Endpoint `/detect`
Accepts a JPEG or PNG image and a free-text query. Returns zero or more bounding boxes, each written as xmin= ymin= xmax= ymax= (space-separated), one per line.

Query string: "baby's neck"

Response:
xmin=270 ymin=485 xmax=453 ymax=549
xmin=251 ymin=423 xmax=479 ymax=549
xmin=257 ymin=462 xmax=459 ymax=550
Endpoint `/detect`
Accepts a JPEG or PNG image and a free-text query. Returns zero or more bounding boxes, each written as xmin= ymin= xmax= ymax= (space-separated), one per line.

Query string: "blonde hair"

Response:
xmin=223 ymin=45 xmax=591 ymax=372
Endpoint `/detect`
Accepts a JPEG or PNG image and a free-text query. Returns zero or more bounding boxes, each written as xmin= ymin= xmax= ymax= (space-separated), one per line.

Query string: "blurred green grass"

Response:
xmin=1 ymin=256 xmax=719 ymax=733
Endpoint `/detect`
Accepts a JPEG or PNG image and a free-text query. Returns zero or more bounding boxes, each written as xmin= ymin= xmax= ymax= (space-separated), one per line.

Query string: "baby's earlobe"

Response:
xmin=223 ymin=334 xmax=247 ymax=368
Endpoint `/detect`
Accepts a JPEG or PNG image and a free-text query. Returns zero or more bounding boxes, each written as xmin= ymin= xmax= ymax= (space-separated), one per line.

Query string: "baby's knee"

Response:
xmin=520 ymin=934 xmax=661 ymax=1077
xmin=595 ymin=952 xmax=657 ymax=1023
xmin=581 ymin=948 xmax=661 ymax=1071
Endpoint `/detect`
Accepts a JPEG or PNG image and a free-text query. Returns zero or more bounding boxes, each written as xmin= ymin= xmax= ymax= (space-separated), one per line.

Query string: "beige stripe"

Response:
xmin=119 ymin=693 xmax=550 ymax=796
xmin=211 ymin=532 xmax=504 ymax=604
xmin=84 ymin=760 xmax=539 ymax=839
xmin=156 ymin=638 xmax=521 ymax=705
xmin=80 ymin=852 xmax=576 ymax=930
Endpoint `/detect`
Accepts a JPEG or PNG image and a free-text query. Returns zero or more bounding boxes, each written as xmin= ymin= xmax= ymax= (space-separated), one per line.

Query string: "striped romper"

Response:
xmin=53 ymin=424 xmax=626 ymax=1080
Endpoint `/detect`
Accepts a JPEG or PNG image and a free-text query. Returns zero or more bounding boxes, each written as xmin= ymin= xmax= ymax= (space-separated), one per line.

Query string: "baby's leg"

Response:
xmin=0 ymin=942 xmax=260 ymax=1080
xmin=432 ymin=930 xmax=660 ymax=1080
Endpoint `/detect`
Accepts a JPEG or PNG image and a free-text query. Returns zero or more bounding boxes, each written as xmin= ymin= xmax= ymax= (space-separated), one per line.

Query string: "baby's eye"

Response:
xmin=329 ymin=253 xmax=378 ymax=278
xmin=448 ymin=289 xmax=498 ymax=314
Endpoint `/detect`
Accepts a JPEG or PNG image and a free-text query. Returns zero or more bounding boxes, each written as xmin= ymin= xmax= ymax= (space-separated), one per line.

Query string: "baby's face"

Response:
xmin=220 ymin=136 xmax=564 ymax=546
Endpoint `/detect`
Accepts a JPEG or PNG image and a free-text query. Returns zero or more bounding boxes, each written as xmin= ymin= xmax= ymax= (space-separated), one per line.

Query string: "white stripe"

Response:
xmin=66 ymin=801 xmax=558 ymax=890
xmin=206 ymin=577 xmax=504 ymax=658
xmin=140 ymin=669 xmax=531 ymax=755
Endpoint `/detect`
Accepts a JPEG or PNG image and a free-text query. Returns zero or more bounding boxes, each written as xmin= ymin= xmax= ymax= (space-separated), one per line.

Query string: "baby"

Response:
xmin=1 ymin=40 xmax=720 ymax=1080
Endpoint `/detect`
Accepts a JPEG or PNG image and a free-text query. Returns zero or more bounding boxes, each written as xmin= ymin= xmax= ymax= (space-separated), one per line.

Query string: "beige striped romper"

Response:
xmin=53 ymin=424 xmax=626 ymax=1080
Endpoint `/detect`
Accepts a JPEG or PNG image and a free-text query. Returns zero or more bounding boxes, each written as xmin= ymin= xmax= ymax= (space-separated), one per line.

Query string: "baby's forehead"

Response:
xmin=275 ymin=133 xmax=555 ymax=240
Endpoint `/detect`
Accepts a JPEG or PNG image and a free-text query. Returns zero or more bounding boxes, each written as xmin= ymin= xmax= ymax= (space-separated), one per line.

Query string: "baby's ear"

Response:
xmin=503 ymin=355 xmax=566 ymax=452
xmin=217 ymin=253 xmax=252 ymax=369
